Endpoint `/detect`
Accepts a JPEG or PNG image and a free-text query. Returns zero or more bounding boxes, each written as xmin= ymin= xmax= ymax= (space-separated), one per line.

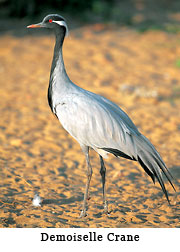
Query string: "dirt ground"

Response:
xmin=0 ymin=23 xmax=180 ymax=228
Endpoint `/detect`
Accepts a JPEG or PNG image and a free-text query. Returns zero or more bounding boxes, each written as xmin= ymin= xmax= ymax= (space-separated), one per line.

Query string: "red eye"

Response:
xmin=49 ymin=19 xmax=52 ymax=23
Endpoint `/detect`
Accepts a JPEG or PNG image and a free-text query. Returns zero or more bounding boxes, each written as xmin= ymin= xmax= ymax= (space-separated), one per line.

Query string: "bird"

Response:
xmin=27 ymin=14 xmax=175 ymax=217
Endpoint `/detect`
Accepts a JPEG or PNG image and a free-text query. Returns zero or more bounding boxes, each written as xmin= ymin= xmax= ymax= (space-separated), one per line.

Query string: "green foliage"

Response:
xmin=5 ymin=0 xmax=114 ymax=18
xmin=175 ymin=58 xmax=180 ymax=68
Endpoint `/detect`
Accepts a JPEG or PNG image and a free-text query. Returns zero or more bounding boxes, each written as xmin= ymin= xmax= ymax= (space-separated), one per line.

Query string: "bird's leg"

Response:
xmin=80 ymin=146 xmax=92 ymax=218
xmin=99 ymin=155 xmax=108 ymax=213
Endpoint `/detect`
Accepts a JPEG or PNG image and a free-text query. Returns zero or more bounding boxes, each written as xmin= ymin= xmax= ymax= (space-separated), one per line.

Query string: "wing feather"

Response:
xmin=55 ymin=91 xmax=138 ymax=157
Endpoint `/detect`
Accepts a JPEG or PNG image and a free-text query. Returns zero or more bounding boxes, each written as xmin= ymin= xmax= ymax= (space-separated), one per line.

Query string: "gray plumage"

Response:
xmin=27 ymin=14 xmax=175 ymax=217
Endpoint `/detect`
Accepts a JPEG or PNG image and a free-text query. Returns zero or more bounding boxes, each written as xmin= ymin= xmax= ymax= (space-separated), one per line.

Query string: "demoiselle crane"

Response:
xmin=27 ymin=14 xmax=175 ymax=217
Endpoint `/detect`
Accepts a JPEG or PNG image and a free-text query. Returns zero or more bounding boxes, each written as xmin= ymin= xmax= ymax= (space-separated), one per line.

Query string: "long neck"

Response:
xmin=50 ymin=31 xmax=69 ymax=84
xmin=48 ymin=30 xmax=70 ymax=113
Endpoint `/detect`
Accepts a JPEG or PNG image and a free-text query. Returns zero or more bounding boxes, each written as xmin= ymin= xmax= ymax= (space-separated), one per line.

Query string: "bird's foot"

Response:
xmin=79 ymin=209 xmax=87 ymax=218
xmin=103 ymin=201 xmax=110 ymax=215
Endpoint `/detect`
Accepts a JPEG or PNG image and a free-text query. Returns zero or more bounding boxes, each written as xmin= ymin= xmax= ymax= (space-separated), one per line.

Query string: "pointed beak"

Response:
xmin=27 ymin=22 xmax=43 ymax=28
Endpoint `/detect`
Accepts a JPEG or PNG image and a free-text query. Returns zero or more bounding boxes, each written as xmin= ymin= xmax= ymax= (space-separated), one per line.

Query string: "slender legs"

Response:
xmin=99 ymin=155 xmax=108 ymax=213
xmin=80 ymin=146 xmax=92 ymax=218
xmin=79 ymin=146 xmax=108 ymax=217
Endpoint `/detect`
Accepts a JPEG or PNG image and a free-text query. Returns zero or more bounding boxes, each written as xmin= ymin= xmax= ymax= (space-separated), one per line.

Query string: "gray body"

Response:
xmin=28 ymin=14 xmax=175 ymax=217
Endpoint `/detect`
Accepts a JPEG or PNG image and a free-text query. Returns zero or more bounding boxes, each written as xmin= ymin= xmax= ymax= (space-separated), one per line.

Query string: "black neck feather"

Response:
xmin=47 ymin=29 xmax=66 ymax=114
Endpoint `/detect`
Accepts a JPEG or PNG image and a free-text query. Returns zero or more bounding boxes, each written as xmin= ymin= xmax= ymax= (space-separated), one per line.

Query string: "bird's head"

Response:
xmin=27 ymin=14 xmax=68 ymax=37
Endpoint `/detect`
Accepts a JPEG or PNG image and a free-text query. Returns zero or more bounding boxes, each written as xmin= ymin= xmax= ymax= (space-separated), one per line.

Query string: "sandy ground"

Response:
xmin=0 ymin=24 xmax=180 ymax=228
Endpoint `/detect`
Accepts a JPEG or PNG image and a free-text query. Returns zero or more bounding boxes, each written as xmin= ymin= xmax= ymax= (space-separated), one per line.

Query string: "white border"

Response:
xmin=0 ymin=228 xmax=179 ymax=252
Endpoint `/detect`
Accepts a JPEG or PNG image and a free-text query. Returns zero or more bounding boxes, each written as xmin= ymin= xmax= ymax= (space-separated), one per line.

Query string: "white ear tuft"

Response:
xmin=52 ymin=20 xmax=69 ymax=36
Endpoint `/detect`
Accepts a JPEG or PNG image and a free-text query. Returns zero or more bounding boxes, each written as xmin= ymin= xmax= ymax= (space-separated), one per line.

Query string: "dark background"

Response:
xmin=0 ymin=0 xmax=180 ymax=34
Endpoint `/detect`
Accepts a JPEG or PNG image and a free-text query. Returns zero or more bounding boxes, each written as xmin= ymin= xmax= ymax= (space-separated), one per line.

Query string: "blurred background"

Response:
xmin=0 ymin=0 xmax=180 ymax=34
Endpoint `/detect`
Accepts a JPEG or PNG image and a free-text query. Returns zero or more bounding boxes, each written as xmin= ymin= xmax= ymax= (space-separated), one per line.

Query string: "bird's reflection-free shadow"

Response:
xmin=41 ymin=194 xmax=82 ymax=206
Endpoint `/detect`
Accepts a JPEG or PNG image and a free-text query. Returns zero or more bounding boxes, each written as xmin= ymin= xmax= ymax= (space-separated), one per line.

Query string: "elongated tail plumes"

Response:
xmin=103 ymin=134 xmax=175 ymax=203
xmin=136 ymin=135 xmax=175 ymax=203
